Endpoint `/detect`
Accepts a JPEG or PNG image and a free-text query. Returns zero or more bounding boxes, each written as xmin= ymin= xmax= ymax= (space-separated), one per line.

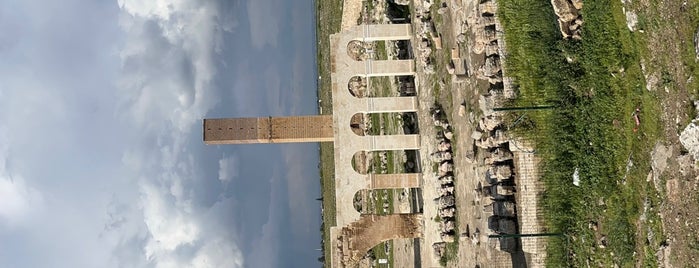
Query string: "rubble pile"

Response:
xmin=432 ymin=242 xmax=446 ymax=258
xmin=680 ymin=101 xmax=699 ymax=161
xmin=465 ymin=0 xmax=525 ymax=252
xmin=551 ymin=0 xmax=584 ymax=39
xmin=470 ymin=0 xmax=516 ymax=99
xmin=448 ymin=48 xmax=469 ymax=77
xmin=347 ymin=40 xmax=368 ymax=61
xmin=471 ymin=112 xmax=521 ymax=252
xmin=428 ymin=104 xmax=459 ymax=257
xmin=348 ymin=76 xmax=367 ymax=98
xmin=473 ymin=113 xmax=508 ymax=148
xmin=414 ymin=0 xmax=439 ymax=73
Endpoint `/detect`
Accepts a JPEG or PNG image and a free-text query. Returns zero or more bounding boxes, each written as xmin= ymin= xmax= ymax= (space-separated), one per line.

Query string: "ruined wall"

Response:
xmin=335 ymin=214 xmax=423 ymax=267
xmin=510 ymin=140 xmax=548 ymax=266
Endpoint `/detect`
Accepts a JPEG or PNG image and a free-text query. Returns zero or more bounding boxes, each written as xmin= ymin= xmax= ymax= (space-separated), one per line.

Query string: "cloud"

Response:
xmin=0 ymin=134 xmax=42 ymax=227
xmin=191 ymin=238 xmax=244 ymax=268
xmin=0 ymin=0 xmax=320 ymax=267
xmin=114 ymin=1 xmax=245 ymax=267
xmin=218 ymin=155 xmax=239 ymax=184
xmin=228 ymin=62 xmax=283 ymax=116
xmin=0 ymin=176 xmax=42 ymax=226
xmin=141 ymin=182 xmax=199 ymax=256
xmin=115 ymin=152 xmax=245 ymax=268
xmin=117 ymin=0 xmax=236 ymax=132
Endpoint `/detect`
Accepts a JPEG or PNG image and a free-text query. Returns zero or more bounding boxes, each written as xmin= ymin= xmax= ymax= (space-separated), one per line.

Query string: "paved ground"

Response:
xmin=392 ymin=238 xmax=417 ymax=268
xmin=341 ymin=0 xmax=363 ymax=31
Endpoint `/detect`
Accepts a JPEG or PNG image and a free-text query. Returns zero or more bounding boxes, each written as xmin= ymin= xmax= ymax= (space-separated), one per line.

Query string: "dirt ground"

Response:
xmin=631 ymin=0 xmax=699 ymax=266
xmin=412 ymin=0 xmax=515 ymax=267
xmin=393 ymin=238 xmax=418 ymax=267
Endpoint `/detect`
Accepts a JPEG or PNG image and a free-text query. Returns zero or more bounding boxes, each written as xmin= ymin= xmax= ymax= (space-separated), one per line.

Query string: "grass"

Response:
xmin=366 ymin=154 xmax=400 ymax=266
xmin=316 ymin=0 xmax=343 ymax=265
xmin=439 ymin=207 xmax=459 ymax=266
xmin=626 ymin=1 xmax=699 ymax=265
xmin=363 ymin=67 xmax=407 ymax=265
xmin=498 ymin=0 xmax=664 ymax=266
xmin=369 ymin=113 xmax=381 ymax=136
xmin=371 ymin=240 xmax=394 ymax=268
xmin=375 ymin=40 xmax=388 ymax=61
xmin=439 ymin=241 xmax=459 ymax=267
xmin=369 ymin=76 xmax=394 ymax=97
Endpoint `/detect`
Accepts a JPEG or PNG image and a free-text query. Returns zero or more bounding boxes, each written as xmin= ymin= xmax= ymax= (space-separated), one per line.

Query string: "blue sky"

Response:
xmin=0 ymin=0 xmax=321 ymax=267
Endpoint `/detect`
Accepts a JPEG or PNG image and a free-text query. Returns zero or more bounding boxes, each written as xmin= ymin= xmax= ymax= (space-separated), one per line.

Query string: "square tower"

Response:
xmin=203 ymin=115 xmax=334 ymax=144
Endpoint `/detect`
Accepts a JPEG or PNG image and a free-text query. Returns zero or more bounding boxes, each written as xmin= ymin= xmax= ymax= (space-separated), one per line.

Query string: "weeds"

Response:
xmin=499 ymin=0 xmax=662 ymax=266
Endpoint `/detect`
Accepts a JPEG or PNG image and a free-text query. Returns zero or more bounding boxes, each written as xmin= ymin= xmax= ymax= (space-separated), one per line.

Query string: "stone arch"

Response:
xmin=336 ymin=214 xmax=423 ymax=267
xmin=352 ymin=151 xmax=369 ymax=174
xmin=349 ymin=112 xmax=418 ymax=137
xmin=346 ymin=39 xmax=405 ymax=62
xmin=347 ymin=76 xmax=367 ymax=98
xmin=348 ymin=75 xmax=417 ymax=99
xmin=349 ymin=113 xmax=366 ymax=136
xmin=351 ymin=187 xmax=422 ymax=214
xmin=346 ymin=40 xmax=368 ymax=61
xmin=351 ymin=149 xmax=420 ymax=175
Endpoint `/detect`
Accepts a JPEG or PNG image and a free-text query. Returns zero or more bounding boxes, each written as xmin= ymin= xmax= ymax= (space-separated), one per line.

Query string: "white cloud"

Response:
xmin=0 ymin=0 xmax=319 ymax=266
xmin=114 ymin=1 xmax=244 ymax=267
xmin=0 ymin=176 xmax=42 ymax=226
xmin=117 ymin=0 xmax=234 ymax=132
xmin=141 ymin=182 xmax=199 ymax=258
xmin=134 ymin=177 xmax=245 ymax=268
xmin=117 ymin=0 xmax=183 ymax=19
xmin=218 ymin=155 xmax=239 ymax=183
xmin=0 ymin=134 xmax=42 ymax=227
xmin=191 ymin=238 xmax=244 ymax=268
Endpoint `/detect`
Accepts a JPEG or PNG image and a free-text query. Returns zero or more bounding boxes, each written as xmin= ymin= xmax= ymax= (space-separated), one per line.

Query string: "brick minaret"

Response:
xmin=203 ymin=115 xmax=334 ymax=144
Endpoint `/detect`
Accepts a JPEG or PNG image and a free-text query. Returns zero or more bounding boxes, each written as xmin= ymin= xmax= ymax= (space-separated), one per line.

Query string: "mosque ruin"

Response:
xmin=204 ymin=3 xmax=549 ymax=263
xmin=204 ymin=24 xmax=425 ymax=268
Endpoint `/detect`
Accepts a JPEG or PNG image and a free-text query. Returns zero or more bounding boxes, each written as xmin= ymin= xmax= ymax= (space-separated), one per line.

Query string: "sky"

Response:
xmin=0 ymin=0 xmax=321 ymax=267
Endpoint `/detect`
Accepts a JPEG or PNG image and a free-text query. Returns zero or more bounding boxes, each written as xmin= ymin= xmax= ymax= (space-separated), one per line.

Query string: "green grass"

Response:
xmin=369 ymin=113 xmax=381 ymax=135
xmin=316 ymin=0 xmax=343 ymax=265
xmin=375 ymin=40 xmax=388 ymax=61
xmin=498 ymin=0 xmax=663 ymax=266
xmin=371 ymin=240 xmax=394 ymax=268
xmin=439 ymin=241 xmax=459 ymax=266
xmin=369 ymin=75 xmax=394 ymax=98
xmin=367 ymin=155 xmax=400 ymax=267
xmin=369 ymin=39 xmax=397 ymax=100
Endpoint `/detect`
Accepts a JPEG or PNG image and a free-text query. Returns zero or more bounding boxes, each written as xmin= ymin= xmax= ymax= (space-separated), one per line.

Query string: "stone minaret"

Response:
xmin=203 ymin=115 xmax=334 ymax=144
